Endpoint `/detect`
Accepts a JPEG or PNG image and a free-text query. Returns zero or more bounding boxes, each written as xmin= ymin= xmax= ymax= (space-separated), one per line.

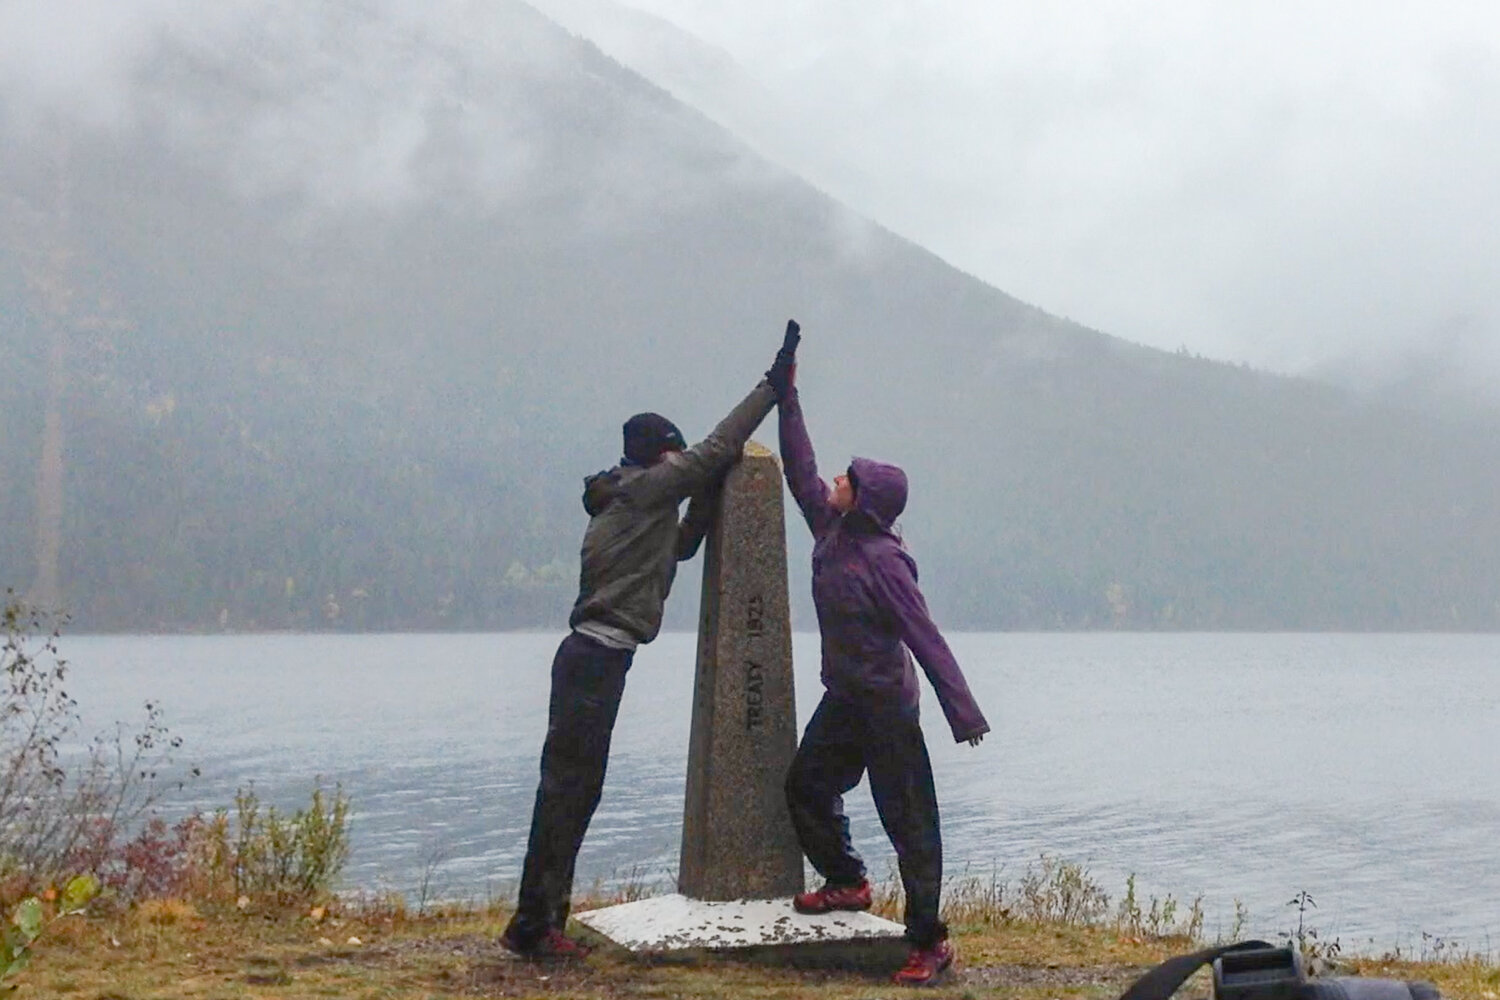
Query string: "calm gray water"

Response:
xmin=64 ymin=631 xmax=1499 ymax=951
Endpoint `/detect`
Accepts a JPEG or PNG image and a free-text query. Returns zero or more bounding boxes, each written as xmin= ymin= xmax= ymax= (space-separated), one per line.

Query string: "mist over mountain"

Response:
xmin=3 ymin=0 xmax=1499 ymax=632
xmin=555 ymin=0 xmax=1500 ymax=396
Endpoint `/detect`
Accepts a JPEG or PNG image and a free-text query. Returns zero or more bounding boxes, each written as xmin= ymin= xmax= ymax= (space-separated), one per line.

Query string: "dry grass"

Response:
xmin=1343 ymin=954 xmax=1500 ymax=1000
xmin=15 ymin=901 xmax=1130 ymax=1000
xmin=19 ymin=896 xmax=1499 ymax=1000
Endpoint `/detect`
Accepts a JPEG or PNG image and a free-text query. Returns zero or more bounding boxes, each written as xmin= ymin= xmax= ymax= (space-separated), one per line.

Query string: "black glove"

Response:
xmin=766 ymin=319 xmax=801 ymax=400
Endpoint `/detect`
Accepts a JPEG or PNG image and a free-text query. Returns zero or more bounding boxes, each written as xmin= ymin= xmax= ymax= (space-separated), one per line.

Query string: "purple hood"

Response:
xmin=849 ymin=456 xmax=908 ymax=531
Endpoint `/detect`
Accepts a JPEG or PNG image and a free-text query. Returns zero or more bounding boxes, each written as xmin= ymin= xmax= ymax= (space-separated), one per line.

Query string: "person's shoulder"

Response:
xmin=617 ymin=459 xmax=686 ymax=504
xmin=612 ymin=465 xmax=650 ymax=493
xmin=866 ymin=535 xmax=918 ymax=575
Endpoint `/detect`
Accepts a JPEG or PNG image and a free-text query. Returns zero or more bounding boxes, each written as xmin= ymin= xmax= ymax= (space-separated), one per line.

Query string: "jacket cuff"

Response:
xmin=953 ymin=721 xmax=991 ymax=743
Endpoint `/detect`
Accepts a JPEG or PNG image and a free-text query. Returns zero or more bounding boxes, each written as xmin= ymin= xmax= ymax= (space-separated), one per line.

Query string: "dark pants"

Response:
xmin=785 ymin=694 xmax=947 ymax=947
xmin=504 ymin=632 xmax=633 ymax=946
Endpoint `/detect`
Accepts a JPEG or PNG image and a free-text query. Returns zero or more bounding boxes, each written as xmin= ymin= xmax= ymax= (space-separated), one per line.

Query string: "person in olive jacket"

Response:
xmin=775 ymin=326 xmax=989 ymax=986
xmin=501 ymin=329 xmax=795 ymax=959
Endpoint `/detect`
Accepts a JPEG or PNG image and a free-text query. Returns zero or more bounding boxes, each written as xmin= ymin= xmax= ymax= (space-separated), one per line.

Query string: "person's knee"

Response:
xmin=784 ymin=765 xmax=803 ymax=803
xmin=785 ymin=758 xmax=815 ymax=805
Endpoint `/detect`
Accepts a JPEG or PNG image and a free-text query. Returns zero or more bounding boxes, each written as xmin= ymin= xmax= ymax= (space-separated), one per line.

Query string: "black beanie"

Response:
xmin=622 ymin=412 xmax=686 ymax=466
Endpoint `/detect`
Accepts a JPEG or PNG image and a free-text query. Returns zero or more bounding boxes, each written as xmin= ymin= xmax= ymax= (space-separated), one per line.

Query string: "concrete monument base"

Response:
xmin=575 ymin=894 xmax=906 ymax=954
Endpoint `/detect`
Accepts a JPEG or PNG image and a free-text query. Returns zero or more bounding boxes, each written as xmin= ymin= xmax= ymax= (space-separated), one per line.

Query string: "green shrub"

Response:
xmin=230 ymin=783 xmax=351 ymax=904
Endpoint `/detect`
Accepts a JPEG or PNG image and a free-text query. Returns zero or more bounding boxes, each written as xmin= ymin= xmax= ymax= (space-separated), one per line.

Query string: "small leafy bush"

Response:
xmin=1017 ymin=853 xmax=1111 ymax=926
xmin=74 ymin=785 xmax=350 ymax=909
xmin=1117 ymin=873 xmax=1205 ymax=940
xmin=1 ymin=593 xmax=191 ymax=896
xmin=230 ymin=783 xmax=351 ymax=904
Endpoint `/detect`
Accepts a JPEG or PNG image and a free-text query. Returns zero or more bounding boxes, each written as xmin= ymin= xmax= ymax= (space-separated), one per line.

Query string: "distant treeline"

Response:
xmin=5 ymin=306 xmax=1498 ymax=633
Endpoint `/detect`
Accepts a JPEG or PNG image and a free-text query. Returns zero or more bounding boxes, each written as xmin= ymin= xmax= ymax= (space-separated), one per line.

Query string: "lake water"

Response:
xmin=61 ymin=631 xmax=1499 ymax=952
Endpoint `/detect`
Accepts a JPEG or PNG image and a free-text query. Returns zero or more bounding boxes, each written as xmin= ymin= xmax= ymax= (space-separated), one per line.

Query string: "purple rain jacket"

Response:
xmin=777 ymin=388 xmax=991 ymax=744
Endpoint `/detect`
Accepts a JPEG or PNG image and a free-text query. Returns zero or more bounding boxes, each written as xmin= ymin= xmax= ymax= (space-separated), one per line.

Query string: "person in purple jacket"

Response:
xmin=769 ymin=320 xmax=990 ymax=987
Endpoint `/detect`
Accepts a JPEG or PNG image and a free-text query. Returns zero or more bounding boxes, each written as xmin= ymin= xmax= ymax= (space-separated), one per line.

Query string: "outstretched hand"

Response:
xmin=782 ymin=319 xmax=801 ymax=355
xmin=966 ymin=733 xmax=985 ymax=748
xmin=768 ymin=319 xmax=800 ymax=399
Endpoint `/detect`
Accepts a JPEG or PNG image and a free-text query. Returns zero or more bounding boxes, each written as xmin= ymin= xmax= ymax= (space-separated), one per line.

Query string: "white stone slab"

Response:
xmin=576 ymin=893 xmax=906 ymax=952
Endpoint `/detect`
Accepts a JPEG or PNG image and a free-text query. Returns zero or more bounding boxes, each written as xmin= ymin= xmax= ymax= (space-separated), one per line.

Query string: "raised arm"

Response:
xmin=777 ymin=387 xmax=838 ymax=538
xmin=632 ymin=382 xmax=777 ymax=506
xmin=870 ymin=548 xmax=990 ymax=743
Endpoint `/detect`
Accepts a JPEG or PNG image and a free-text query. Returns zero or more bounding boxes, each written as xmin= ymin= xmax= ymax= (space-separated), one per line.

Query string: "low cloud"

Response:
xmin=609 ymin=0 xmax=1500 ymax=385
xmin=1 ymin=0 xmax=775 ymax=225
xmin=6 ymin=0 xmax=1497 ymax=392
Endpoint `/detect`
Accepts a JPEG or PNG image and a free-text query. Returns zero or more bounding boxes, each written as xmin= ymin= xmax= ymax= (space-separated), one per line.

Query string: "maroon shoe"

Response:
xmin=501 ymin=927 xmax=592 ymax=961
xmin=892 ymin=938 xmax=955 ymax=986
xmin=792 ymin=878 xmax=873 ymax=915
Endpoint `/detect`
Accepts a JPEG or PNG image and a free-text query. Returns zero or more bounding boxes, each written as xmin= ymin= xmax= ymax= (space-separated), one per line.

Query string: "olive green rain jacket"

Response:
xmin=567 ymin=381 xmax=776 ymax=644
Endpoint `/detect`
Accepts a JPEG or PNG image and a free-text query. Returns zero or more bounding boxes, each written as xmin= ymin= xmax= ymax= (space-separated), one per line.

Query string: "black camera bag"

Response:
xmin=1117 ymin=941 xmax=1439 ymax=1000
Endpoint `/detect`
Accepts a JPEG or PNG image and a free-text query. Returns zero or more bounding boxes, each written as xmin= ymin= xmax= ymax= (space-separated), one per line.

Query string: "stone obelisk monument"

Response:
xmin=577 ymin=442 xmax=903 ymax=952
xmin=678 ymin=441 xmax=804 ymax=900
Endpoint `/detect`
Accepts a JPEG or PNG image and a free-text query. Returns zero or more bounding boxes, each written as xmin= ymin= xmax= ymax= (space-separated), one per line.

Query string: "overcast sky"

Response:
xmin=601 ymin=0 xmax=1500 ymax=385
xmin=4 ymin=0 xmax=1497 ymax=388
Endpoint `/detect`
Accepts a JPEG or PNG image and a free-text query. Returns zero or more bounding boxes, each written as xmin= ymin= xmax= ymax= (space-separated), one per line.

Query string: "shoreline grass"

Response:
xmin=24 ymin=889 xmax=1500 ymax=1000
xmin=18 ymin=856 xmax=1500 ymax=1000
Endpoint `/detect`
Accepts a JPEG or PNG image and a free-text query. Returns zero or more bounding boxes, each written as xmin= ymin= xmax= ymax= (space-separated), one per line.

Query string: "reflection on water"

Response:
xmin=66 ymin=631 xmax=1500 ymax=947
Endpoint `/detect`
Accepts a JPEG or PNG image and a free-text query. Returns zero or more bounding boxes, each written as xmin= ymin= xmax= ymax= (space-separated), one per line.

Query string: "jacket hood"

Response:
xmin=849 ymin=456 xmax=907 ymax=530
xmin=582 ymin=469 xmax=622 ymax=516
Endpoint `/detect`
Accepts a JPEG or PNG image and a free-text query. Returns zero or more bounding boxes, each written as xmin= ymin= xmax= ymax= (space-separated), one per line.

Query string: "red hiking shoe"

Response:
xmin=500 ymin=927 xmax=592 ymax=961
xmin=792 ymin=878 xmax=873 ymax=915
xmin=893 ymin=938 xmax=955 ymax=986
